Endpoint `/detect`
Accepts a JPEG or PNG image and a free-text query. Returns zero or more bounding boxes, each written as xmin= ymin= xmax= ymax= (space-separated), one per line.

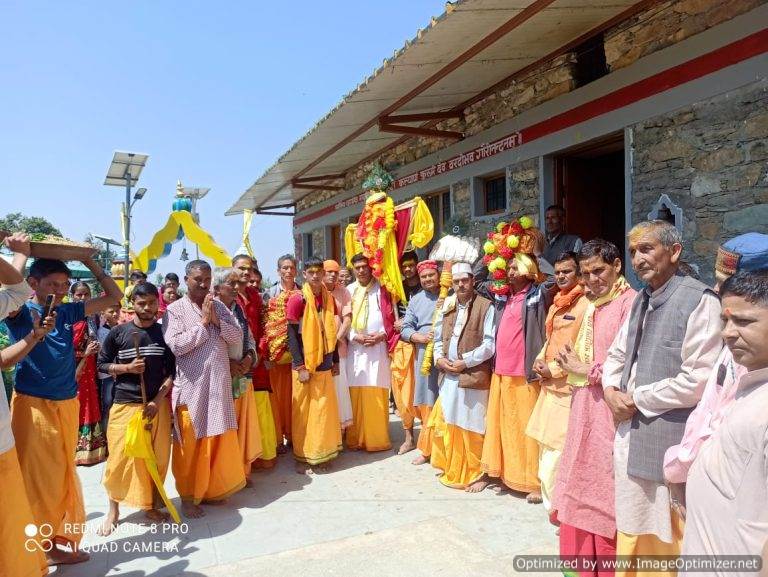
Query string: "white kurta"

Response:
xmin=603 ymin=287 xmax=722 ymax=542
xmin=433 ymin=298 xmax=496 ymax=435
xmin=682 ymin=367 xmax=768 ymax=567
xmin=346 ymin=281 xmax=391 ymax=389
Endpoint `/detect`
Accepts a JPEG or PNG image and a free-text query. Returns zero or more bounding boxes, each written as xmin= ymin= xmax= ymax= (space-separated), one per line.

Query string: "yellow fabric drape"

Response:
xmin=351 ymin=282 xmax=373 ymax=332
xmin=379 ymin=231 xmax=405 ymax=304
xmin=344 ymin=224 xmax=364 ymax=267
xmin=241 ymin=209 xmax=255 ymax=258
xmin=569 ymin=276 xmax=630 ymax=386
xmin=124 ymin=411 xmax=181 ymax=523
xmin=300 ymin=283 xmax=337 ymax=373
xmin=409 ymin=197 xmax=434 ymax=249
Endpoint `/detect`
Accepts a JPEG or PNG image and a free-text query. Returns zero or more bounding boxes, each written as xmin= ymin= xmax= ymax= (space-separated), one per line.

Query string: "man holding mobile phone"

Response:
xmin=5 ymin=236 xmax=122 ymax=566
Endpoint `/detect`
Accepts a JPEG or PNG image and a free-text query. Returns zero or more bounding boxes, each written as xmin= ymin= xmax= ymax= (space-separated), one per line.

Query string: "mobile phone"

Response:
xmin=40 ymin=294 xmax=55 ymax=326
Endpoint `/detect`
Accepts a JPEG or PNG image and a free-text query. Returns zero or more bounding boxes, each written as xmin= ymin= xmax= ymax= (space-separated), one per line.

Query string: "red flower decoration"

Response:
xmin=510 ymin=222 xmax=523 ymax=235
xmin=492 ymin=269 xmax=506 ymax=280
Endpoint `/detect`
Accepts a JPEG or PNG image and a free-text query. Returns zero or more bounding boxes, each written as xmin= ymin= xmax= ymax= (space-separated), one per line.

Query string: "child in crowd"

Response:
xmin=97 ymin=302 xmax=122 ymax=433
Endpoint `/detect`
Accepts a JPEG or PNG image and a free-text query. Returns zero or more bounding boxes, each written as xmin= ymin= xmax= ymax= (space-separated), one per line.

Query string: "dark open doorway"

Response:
xmin=553 ymin=133 xmax=626 ymax=258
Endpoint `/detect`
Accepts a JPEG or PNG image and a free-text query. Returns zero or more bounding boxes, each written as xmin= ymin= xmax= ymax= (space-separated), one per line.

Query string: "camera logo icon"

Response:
xmin=24 ymin=523 xmax=54 ymax=553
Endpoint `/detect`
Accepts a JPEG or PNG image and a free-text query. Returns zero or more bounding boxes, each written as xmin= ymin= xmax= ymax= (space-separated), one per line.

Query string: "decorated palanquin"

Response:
xmin=344 ymin=165 xmax=434 ymax=304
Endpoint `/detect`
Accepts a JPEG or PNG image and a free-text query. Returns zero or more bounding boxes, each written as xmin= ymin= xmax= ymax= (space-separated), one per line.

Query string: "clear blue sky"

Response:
xmin=0 ymin=1 xmax=447 ymax=282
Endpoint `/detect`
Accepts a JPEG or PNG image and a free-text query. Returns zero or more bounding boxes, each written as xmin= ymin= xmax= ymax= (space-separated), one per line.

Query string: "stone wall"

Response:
xmin=605 ymin=0 xmax=765 ymax=71
xmin=630 ymin=79 xmax=768 ymax=284
xmin=296 ymin=55 xmax=576 ymax=214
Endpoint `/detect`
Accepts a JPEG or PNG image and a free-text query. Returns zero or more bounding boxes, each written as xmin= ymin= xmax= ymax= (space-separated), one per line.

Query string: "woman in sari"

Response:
xmin=71 ymin=282 xmax=108 ymax=465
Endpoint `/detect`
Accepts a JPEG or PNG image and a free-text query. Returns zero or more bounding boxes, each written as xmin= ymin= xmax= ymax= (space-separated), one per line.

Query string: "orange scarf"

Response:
xmin=301 ymin=283 xmax=337 ymax=373
xmin=545 ymin=284 xmax=584 ymax=336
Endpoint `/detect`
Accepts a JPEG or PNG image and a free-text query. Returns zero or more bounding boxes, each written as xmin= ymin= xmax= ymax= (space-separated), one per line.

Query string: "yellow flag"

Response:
xmin=124 ymin=411 xmax=181 ymax=524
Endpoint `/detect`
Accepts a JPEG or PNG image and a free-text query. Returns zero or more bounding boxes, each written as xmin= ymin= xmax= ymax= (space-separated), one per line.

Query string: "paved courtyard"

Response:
xmin=52 ymin=417 xmax=557 ymax=577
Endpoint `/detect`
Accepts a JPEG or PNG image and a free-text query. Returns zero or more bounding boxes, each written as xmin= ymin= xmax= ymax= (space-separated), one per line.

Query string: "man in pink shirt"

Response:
xmin=663 ymin=232 xmax=768 ymax=507
xmin=480 ymin=252 xmax=553 ymax=503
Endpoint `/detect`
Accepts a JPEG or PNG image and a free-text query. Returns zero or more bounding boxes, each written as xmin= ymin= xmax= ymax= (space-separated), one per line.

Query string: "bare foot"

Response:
xmin=397 ymin=440 xmax=416 ymax=455
xmin=465 ymin=478 xmax=489 ymax=493
xmin=182 ymin=501 xmax=206 ymax=518
xmin=315 ymin=462 xmax=331 ymax=473
xmin=97 ymin=502 xmax=120 ymax=536
xmin=526 ymin=491 xmax=543 ymax=504
xmin=490 ymin=484 xmax=510 ymax=495
xmin=144 ymin=509 xmax=170 ymax=523
xmin=411 ymin=454 xmax=429 ymax=465
xmin=47 ymin=547 xmax=90 ymax=566
xmin=295 ymin=463 xmax=314 ymax=475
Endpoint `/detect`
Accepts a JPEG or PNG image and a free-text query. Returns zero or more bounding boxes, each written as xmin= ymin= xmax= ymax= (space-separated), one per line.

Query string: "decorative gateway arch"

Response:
xmin=133 ymin=183 xmax=232 ymax=274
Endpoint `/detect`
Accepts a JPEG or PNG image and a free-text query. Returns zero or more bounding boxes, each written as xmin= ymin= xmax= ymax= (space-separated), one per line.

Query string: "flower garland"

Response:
xmin=356 ymin=194 xmax=395 ymax=278
xmin=263 ymin=288 xmax=300 ymax=363
xmin=481 ymin=215 xmax=536 ymax=296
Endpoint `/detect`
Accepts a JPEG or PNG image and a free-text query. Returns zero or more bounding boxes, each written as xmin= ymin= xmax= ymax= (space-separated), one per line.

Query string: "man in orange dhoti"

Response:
xmin=214 ymin=270 xmax=263 ymax=484
xmin=164 ymin=260 xmax=245 ymax=518
xmin=527 ymin=252 xmax=587 ymax=512
xmin=479 ymin=253 xmax=553 ymax=502
xmin=400 ymin=260 xmax=441 ymax=465
xmin=323 ymin=260 xmax=353 ymax=431
xmin=346 ymin=254 xmax=397 ymax=452
xmin=264 ymin=254 xmax=300 ymax=453
xmin=0 ymin=233 xmax=55 ymax=577
xmin=391 ymin=251 xmax=421 ymax=454
xmin=431 ymin=263 xmax=495 ymax=491
xmin=97 ymin=282 xmax=175 ymax=535
xmin=233 ymin=255 xmax=277 ymax=470
xmin=7 ymin=237 xmax=122 ymax=566
xmin=286 ymin=256 xmax=342 ymax=472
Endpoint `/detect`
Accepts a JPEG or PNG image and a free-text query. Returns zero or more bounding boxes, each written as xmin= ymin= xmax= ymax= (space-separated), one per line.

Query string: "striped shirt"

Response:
xmin=97 ymin=322 xmax=175 ymax=404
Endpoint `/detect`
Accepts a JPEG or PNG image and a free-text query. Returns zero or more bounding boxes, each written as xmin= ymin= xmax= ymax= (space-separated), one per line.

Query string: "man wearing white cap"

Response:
xmin=430 ymin=262 xmax=495 ymax=492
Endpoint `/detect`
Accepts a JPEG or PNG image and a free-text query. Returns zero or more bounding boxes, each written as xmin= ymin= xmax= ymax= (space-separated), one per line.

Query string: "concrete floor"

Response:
xmin=52 ymin=417 xmax=557 ymax=577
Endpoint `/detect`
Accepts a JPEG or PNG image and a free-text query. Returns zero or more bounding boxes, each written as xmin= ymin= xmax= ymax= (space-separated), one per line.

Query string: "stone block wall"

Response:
xmin=296 ymin=54 xmax=576 ymax=214
xmin=630 ymin=79 xmax=768 ymax=284
xmin=605 ymin=0 xmax=765 ymax=71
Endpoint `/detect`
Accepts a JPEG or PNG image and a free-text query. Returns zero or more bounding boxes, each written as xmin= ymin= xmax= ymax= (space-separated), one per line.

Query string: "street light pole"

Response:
xmin=124 ymin=178 xmax=132 ymax=288
xmin=104 ymin=151 xmax=149 ymax=292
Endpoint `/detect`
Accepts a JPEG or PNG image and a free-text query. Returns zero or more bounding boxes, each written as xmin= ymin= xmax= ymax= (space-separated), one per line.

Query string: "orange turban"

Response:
xmin=323 ymin=260 xmax=340 ymax=272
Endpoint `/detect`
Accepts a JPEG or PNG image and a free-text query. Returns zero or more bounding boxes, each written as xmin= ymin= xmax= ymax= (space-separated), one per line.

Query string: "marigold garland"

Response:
xmin=356 ymin=194 xmax=395 ymax=279
xmin=263 ymin=288 xmax=300 ymax=363
xmin=481 ymin=215 xmax=539 ymax=296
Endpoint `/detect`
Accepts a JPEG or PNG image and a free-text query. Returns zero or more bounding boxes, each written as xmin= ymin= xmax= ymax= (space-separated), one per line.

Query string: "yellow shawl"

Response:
xmin=301 ymin=283 xmax=337 ymax=373
xmin=568 ymin=276 xmax=630 ymax=387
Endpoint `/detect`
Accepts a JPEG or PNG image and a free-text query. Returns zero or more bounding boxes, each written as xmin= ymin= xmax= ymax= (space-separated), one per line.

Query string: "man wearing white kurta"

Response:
xmin=431 ymin=262 xmax=495 ymax=492
xmin=346 ymin=254 xmax=395 ymax=452
xmin=602 ymin=221 xmax=722 ymax=571
xmin=682 ymin=270 xmax=768 ymax=574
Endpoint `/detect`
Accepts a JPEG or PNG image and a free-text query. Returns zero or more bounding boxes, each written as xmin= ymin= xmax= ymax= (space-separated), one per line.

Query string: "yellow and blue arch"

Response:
xmin=133 ymin=210 xmax=231 ymax=274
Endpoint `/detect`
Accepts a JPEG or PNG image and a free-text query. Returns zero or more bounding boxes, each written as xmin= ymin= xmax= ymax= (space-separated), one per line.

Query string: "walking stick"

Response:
xmin=132 ymin=332 xmax=150 ymax=432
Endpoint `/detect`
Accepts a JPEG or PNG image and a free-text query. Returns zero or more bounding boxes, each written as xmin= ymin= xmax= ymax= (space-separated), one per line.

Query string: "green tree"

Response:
xmin=0 ymin=212 xmax=62 ymax=237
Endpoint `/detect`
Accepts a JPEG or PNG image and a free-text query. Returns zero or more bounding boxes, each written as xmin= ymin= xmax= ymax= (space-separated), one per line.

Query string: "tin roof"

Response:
xmin=227 ymin=0 xmax=644 ymax=215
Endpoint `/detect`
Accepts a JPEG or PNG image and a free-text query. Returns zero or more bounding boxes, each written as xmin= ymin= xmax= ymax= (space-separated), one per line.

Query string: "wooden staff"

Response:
xmin=132 ymin=332 xmax=148 ymax=407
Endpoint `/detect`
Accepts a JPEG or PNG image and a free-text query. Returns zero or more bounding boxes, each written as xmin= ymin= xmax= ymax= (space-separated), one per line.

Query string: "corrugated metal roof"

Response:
xmin=227 ymin=0 xmax=640 ymax=215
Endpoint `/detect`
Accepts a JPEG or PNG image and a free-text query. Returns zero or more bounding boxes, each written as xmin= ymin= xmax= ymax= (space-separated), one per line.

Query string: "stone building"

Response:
xmin=228 ymin=0 xmax=768 ymax=285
